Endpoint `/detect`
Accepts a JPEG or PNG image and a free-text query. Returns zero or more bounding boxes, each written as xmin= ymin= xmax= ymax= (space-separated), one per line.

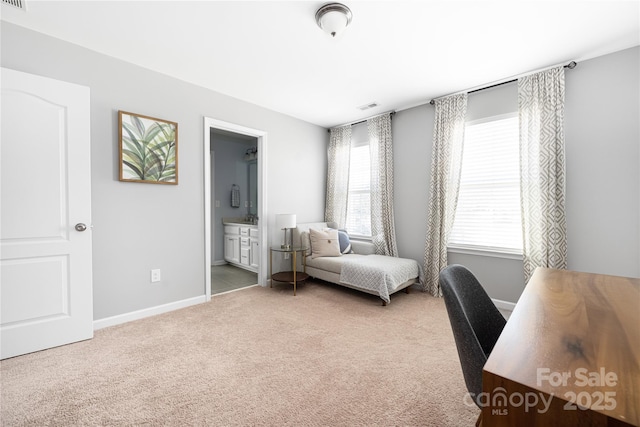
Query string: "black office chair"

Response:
xmin=439 ymin=264 xmax=506 ymax=410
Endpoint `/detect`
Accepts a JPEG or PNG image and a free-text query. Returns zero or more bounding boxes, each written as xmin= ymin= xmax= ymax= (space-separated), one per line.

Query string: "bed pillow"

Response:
xmin=336 ymin=229 xmax=353 ymax=254
xmin=309 ymin=228 xmax=341 ymax=259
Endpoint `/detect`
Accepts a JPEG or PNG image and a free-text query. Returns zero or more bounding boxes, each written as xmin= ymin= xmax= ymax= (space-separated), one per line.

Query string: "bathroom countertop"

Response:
xmin=222 ymin=217 xmax=257 ymax=226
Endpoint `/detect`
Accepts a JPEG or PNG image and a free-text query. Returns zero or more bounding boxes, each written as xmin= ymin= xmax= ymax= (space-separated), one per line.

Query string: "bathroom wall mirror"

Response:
xmin=248 ymin=160 xmax=257 ymax=215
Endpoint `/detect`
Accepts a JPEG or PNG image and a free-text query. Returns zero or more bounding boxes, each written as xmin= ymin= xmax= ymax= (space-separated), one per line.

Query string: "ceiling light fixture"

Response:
xmin=315 ymin=3 xmax=352 ymax=38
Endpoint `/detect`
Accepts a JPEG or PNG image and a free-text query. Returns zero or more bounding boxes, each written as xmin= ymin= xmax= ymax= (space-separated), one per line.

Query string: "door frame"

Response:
xmin=203 ymin=117 xmax=267 ymax=301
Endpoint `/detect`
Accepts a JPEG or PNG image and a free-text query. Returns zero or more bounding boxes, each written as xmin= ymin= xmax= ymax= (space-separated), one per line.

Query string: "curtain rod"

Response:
xmin=328 ymin=110 xmax=396 ymax=131
xmin=429 ymin=61 xmax=577 ymax=105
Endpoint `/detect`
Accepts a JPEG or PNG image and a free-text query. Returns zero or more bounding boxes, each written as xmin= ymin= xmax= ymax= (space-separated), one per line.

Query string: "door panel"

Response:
xmin=1 ymin=256 xmax=69 ymax=325
xmin=1 ymin=68 xmax=93 ymax=359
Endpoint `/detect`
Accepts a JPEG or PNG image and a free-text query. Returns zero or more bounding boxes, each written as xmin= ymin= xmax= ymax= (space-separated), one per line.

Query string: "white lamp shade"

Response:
xmin=276 ymin=214 xmax=296 ymax=229
xmin=319 ymin=11 xmax=348 ymax=37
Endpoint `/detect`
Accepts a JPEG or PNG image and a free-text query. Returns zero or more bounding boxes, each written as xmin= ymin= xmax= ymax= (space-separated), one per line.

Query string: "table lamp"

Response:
xmin=276 ymin=214 xmax=296 ymax=249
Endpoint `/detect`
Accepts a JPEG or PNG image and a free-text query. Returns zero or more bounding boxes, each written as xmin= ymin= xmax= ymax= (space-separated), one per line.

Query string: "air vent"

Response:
xmin=2 ymin=0 xmax=26 ymax=10
xmin=358 ymin=102 xmax=379 ymax=111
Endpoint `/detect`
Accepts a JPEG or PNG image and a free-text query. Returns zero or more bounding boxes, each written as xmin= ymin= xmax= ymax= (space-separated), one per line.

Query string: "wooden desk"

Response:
xmin=482 ymin=268 xmax=640 ymax=426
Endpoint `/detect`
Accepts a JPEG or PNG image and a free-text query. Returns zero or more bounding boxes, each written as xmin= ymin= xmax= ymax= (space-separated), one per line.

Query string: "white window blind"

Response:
xmin=449 ymin=114 xmax=523 ymax=253
xmin=345 ymin=141 xmax=372 ymax=237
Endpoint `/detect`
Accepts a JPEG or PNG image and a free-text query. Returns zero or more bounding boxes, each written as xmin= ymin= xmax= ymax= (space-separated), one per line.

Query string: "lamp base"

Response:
xmin=281 ymin=228 xmax=291 ymax=250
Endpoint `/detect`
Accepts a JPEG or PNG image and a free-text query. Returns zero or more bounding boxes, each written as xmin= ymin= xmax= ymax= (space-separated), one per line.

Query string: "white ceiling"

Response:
xmin=2 ymin=1 xmax=639 ymax=128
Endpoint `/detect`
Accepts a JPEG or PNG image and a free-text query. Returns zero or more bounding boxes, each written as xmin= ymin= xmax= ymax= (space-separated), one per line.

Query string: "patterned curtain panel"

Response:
xmin=325 ymin=125 xmax=352 ymax=228
xmin=423 ymin=94 xmax=467 ymax=297
xmin=368 ymin=113 xmax=398 ymax=256
xmin=518 ymin=67 xmax=567 ymax=282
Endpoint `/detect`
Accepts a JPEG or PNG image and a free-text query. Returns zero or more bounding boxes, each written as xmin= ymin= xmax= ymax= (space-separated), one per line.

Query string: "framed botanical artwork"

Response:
xmin=118 ymin=111 xmax=178 ymax=184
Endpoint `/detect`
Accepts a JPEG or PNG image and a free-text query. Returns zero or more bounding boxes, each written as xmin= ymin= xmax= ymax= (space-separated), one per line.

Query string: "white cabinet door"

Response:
xmin=224 ymin=235 xmax=240 ymax=264
xmin=1 ymin=68 xmax=93 ymax=359
xmin=250 ymin=239 xmax=259 ymax=269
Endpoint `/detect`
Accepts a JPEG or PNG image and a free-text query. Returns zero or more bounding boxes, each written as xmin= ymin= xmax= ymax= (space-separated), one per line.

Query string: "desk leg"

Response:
xmin=293 ymin=250 xmax=297 ymax=296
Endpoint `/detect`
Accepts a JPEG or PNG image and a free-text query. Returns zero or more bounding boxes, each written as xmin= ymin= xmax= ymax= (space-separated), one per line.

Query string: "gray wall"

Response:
xmin=564 ymin=48 xmax=639 ymax=277
xmin=393 ymin=46 xmax=640 ymax=303
xmin=1 ymin=23 xmax=327 ymax=320
xmin=3 ymin=22 xmax=637 ymax=315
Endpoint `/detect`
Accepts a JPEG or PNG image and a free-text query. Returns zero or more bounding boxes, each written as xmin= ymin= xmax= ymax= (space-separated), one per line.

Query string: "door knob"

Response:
xmin=75 ymin=223 xmax=87 ymax=232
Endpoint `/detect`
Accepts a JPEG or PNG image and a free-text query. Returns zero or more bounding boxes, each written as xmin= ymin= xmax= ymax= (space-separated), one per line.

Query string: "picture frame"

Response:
xmin=118 ymin=110 xmax=178 ymax=184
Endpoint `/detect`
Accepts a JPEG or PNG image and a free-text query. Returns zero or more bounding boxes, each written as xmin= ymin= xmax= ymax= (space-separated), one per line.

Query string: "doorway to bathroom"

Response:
xmin=211 ymin=128 xmax=257 ymax=294
xmin=203 ymin=118 xmax=267 ymax=300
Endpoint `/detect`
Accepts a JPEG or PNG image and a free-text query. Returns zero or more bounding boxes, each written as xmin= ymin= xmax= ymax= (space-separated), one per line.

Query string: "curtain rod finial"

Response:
xmin=566 ymin=61 xmax=577 ymax=69
xmin=430 ymin=100 xmax=435 ymax=105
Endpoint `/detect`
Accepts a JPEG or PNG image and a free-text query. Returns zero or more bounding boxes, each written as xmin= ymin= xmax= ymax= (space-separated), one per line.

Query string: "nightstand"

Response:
xmin=269 ymin=246 xmax=309 ymax=296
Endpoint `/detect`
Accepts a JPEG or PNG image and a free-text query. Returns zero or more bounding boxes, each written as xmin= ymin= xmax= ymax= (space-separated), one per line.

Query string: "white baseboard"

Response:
xmin=212 ymin=260 xmax=227 ymax=266
xmin=492 ymin=298 xmax=516 ymax=312
xmin=93 ymin=295 xmax=207 ymax=331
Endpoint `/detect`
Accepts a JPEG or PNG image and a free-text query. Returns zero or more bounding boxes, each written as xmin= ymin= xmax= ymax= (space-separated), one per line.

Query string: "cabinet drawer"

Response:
xmin=240 ymin=237 xmax=250 ymax=246
xmin=224 ymin=226 xmax=240 ymax=235
xmin=240 ymin=247 xmax=250 ymax=265
xmin=249 ymin=228 xmax=258 ymax=238
xmin=240 ymin=227 xmax=250 ymax=236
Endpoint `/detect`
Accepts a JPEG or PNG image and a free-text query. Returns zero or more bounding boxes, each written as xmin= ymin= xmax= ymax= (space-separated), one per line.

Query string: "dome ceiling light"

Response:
xmin=315 ymin=3 xmax=352 ymax=38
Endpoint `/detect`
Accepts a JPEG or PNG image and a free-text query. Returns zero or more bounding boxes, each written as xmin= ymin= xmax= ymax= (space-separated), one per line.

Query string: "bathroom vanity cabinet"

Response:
xmin=224 ymin=223 xmax=258 ymax=272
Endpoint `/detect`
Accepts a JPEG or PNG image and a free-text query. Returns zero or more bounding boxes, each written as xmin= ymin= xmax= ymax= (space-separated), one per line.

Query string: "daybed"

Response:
xmin=292 ymin=222 xmax=421 ymax=305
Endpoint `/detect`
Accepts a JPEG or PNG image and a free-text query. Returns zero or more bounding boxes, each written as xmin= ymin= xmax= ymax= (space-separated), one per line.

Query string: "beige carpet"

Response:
xmin=1 ymin=280 xmax=479 ymax=426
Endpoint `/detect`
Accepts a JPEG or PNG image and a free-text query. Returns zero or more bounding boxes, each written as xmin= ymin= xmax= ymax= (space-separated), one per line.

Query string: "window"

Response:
xmin=345 ymin=135 xmax=371 ymax=237
xmin=449 ymin=114 xmax=523 ymax=254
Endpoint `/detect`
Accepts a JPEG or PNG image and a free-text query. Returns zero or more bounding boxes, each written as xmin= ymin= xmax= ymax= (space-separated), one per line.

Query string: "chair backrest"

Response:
xmin=439 ymin=264 xmax=506 ymax=407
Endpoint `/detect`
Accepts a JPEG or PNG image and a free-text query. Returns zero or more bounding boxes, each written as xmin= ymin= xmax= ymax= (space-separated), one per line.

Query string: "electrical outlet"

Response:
xmin=151 ymin=269 xmax=161 ymax=283
xmin=284 ymin=253 xmax=290 ymax=260
xmin=215 ymin=200 xmax=220 ymax=208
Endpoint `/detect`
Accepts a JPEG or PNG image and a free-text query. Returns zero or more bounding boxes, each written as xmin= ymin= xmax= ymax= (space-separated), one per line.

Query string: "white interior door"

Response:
xmin=1 ymin=68 xmax=93 ymax=359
